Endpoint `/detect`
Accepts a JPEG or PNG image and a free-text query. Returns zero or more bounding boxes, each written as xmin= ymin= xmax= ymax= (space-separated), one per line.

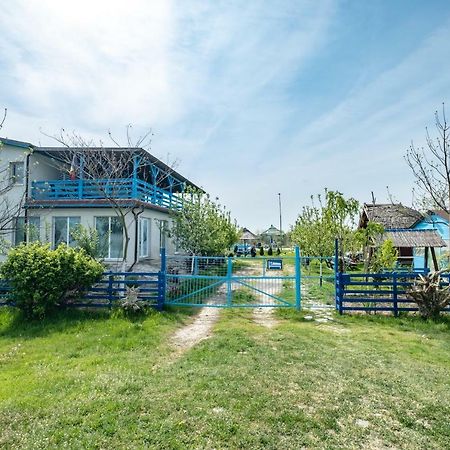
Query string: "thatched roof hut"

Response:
xmin=240 ymin=228 xmax=257 ymax=242
xmin=359 ymin=203 xmax=422 ymax=230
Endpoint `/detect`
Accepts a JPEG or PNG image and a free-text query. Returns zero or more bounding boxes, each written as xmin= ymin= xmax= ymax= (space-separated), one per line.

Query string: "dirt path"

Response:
xmin=170 ymin=290 xmax=225 ymax=352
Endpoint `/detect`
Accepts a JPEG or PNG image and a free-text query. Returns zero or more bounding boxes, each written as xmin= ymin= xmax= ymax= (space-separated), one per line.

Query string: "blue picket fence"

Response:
xmin=335 ymin=271 xmax=450 ymax=315
xmin=0 ymin=271 xmax=164 ymax=310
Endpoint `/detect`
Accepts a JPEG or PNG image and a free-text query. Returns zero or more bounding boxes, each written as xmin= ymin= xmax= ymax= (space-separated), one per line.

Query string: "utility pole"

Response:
xmin=278 ymin=193 xmax=282 ymax=245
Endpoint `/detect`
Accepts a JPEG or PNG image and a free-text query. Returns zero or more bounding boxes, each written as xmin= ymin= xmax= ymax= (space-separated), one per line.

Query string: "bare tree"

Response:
xmin=406 ymin=104 xmax=450 ymax=213
xmin=40 ymin=126 xmax=180 ymax=270
xmin=406 ymin=104 xmax=450 ymax=262
xmin=0 ymin=108 xmax=30 ymax=250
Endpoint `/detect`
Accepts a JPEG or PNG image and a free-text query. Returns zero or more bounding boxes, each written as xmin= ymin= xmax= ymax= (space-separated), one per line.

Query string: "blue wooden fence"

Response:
xmin=0 ymin=271 xmax=164 ymax=310
xmin=335 ymin=271 xmax=450 ymax=315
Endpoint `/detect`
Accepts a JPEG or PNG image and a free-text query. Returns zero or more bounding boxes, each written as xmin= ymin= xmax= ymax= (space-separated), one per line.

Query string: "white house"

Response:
xmin=0 ymin=137 xmax=200 ymax=270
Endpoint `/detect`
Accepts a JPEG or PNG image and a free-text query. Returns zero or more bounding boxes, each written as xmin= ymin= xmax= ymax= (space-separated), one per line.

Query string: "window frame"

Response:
xmin=53 ymin=216 xmax=81 ymax=248
xmin=139 ymin=217 xmax=150 ymax=258
xmin=14 ymin=216 xmax=40 ymax=246
xmin=95 ymin=216 xmax=124 ymax=260
xmin=10 ymin=161 xmax=25 ymax=185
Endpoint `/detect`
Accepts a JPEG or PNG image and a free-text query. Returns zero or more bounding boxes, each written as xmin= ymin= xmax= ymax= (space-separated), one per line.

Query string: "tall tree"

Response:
xmin=169 ymin=188 xmax=239 ymax=256
xmin=290 ymin=190 xmax=360 ymax=272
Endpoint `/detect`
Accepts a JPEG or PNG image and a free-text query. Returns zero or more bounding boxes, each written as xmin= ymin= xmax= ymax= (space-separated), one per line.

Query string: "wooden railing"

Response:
xmin=30 ymin=178 xmax=183 ymax=209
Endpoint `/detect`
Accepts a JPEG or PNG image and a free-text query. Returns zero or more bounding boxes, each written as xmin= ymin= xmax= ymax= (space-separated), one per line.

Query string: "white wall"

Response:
xmin=16 ymin=206 xmax=174 ymax=268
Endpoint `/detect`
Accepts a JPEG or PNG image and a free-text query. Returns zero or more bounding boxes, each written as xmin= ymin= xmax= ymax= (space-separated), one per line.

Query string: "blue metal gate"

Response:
xmin=164 ymin=247 xmax=302 ymax=309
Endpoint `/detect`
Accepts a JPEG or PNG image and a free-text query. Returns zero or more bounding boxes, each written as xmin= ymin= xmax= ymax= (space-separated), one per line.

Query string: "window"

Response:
xmin=15 ymin=217 xmax=40 ymax=246
xmin=139 ymin=218 xmax=150 ymax=258
xmin=10 ymin=162 xmax=24 ymax=184
xmin=54 ymin=217 xmax=81 ymax=247
xmin=95 ymin=216 xmax=124 ymax=259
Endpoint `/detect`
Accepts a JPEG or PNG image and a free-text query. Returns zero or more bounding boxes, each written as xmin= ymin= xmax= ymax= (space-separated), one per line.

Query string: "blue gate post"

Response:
xmin=158 ymin=247 xmax=166 ymax=311
xmin=226 ymin=256 xmax=233 ymax=306
xmin=295 ymin=246 xmax=301 ymax=310
xmin=334 ymin=239 xmax=342 ymax=313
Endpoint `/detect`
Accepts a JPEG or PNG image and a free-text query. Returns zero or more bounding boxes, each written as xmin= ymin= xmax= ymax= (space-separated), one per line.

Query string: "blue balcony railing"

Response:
xmin=30 ymin=178 xmax=183 ymax=209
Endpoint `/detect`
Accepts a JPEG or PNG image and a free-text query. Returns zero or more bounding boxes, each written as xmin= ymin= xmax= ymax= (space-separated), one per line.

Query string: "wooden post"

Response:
xmin=158 ymin=247 xmax=166 ymax=311
xmin=108 ymin=272 xmax=114 ymax=309
xmin=424 ymin=247 xmax=429 ymax=270
xmin=430 ymin=247 xmax=439 ymax=271
xmin=392 ymin=272 xmax=398 ymax=317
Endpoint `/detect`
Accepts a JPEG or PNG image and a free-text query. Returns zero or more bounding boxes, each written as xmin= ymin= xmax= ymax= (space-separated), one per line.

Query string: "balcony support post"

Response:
xmin=132 ymin=156 xmax=141 ymax=199
xmin=78 ymin=155 xmax=84 ymax=199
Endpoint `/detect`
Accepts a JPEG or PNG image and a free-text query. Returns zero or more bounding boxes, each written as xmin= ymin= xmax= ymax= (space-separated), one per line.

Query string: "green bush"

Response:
xmin=0 ymin=243 xmax=104 ymax=318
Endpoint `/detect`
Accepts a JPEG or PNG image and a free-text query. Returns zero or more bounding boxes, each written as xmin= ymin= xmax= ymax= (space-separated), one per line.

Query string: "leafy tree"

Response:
xmin=370 ymin=239 xmax=398 ymax=272
xmin=169 ymin=188 xmax=239 ymax=256
xmin=290 ymin=190 xmax=360 ymax=270
xmin=354 ymin=221 xmax=385 ymax=271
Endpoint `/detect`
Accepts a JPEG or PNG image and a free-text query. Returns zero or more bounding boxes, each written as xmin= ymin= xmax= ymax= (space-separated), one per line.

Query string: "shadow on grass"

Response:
xmin=339 ymin=312 xmax=450 ymax=333
xmin=0 ymin=307 xmax=112 ymax=339
xmin=0 ymin=304 xmax=197 ymax=339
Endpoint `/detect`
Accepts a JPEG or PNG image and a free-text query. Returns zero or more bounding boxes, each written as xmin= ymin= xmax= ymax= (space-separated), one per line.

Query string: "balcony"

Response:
xmin=29 ymin=178 xmax=183 ymax=210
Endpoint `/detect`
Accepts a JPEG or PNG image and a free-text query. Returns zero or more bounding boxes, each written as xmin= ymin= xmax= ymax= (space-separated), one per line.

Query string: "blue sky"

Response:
xmin=1 ymin=0 xmax=450 ymax=232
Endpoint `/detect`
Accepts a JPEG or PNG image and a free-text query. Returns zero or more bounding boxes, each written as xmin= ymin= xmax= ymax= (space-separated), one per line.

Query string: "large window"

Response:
xmin=139 ymin=218 xmax=150 ymax=258
xmin=95 ymin=216 xmax=124 ymax=259
xmin=15 ymin=217 xmax=40 ymax=246
xmin=10 ymin=162 xmax=24 ymax=184
xmin=54 ymin=217 xmax=81 ymax=247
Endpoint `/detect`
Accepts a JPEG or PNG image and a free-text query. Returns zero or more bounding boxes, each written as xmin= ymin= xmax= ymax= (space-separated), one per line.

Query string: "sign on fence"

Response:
xmin=267 ymin=259 xmax=283 ymax=270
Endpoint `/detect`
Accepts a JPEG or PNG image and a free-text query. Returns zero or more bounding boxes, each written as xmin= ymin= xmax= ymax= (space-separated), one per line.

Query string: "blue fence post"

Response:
xmin=227 ymin=256 xmax=233 ymax=306
xmin=295 ymin=246 xmax=301 ymax=311
xmin=334 ymin=239 xmax=339 ymax=311
xmin=393 ymin=271 xmax=398 ymax=317
xmin=158 ymin=247 xmax=166 ymax=311
xmin=108 ymin=271 xmax=114 ymax=309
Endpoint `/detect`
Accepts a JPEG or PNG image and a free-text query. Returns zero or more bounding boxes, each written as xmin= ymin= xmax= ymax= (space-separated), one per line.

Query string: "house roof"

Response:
xmin=359 ymin=203 xmax=422 ymax=230
xmin=34 ymin=146 xmax=202 ymax=192
xmin=240 ymin=228 xmax=256 ymax=240
xmin=428 ymin=209 xmax=449 ymax=222
xmin=377 ymin=229 xmax=446 ymax=248
xmin=0 ymin=137 xmax=34 ymax=149
xmin=261 ymin=225 xmax=281 ymax=236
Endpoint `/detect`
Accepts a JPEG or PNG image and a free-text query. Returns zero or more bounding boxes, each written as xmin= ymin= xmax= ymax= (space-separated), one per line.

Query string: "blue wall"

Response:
xmin=412 ymin=213 xmax=448 ymax=269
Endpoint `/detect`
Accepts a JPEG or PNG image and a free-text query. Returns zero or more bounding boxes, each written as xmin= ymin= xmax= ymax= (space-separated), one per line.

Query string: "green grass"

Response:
xmin=1 ymin=307 xmax=450 ymax=449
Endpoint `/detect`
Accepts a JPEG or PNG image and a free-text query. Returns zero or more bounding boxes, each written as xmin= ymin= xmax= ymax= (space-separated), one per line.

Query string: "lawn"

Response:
xmin=1 ymin=306 xmax=449 ymax=449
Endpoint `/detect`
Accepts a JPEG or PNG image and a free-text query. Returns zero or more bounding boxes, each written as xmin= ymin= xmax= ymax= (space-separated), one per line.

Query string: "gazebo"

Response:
xmin=260 ymin=225 xmax=281 ymax=246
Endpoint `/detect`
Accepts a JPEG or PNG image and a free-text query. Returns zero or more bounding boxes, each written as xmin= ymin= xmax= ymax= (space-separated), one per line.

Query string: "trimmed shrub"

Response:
xmin=268 ymin=247 xmax=273 ymax=256
xmin=0 ymin=243 xmax=103 ymax=318
xmin=259 ymin=247 xmax=264 ymax=256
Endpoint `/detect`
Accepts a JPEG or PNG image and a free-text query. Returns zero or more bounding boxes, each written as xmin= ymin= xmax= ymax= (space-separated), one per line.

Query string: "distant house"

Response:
xmin=358 ymin=203 xmax=446 ymax=270
xmin=0 ymin=137 xmax=201 ymax=270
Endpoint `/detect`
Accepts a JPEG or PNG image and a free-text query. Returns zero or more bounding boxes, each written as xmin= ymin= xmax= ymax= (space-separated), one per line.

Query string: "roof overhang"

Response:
xmin=376 ymin=229 xmax=446 ymax=248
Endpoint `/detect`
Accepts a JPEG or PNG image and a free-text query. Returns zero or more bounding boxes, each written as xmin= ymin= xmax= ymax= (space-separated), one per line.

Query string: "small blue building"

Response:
xmin=413 ymin=210 xmax=449 ymax=268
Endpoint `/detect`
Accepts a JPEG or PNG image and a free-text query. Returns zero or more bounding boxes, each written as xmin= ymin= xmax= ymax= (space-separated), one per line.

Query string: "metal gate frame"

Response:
xmin=162 ymin=247 xmax=302 ymax=309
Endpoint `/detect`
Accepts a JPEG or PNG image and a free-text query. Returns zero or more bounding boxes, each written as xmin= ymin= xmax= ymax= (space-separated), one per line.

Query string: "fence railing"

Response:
xmin=335 ymin=271 xmax=450 ymax=315
xmin=30 ymin=178 xmax=183 ymax=210
xmin=0 ymin=271 xmax=164 ymax=310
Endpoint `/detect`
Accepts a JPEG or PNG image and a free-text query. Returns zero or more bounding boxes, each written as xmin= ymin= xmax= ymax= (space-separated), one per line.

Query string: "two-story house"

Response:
xmin=0 ymin=137 xmax=200 ymax=270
